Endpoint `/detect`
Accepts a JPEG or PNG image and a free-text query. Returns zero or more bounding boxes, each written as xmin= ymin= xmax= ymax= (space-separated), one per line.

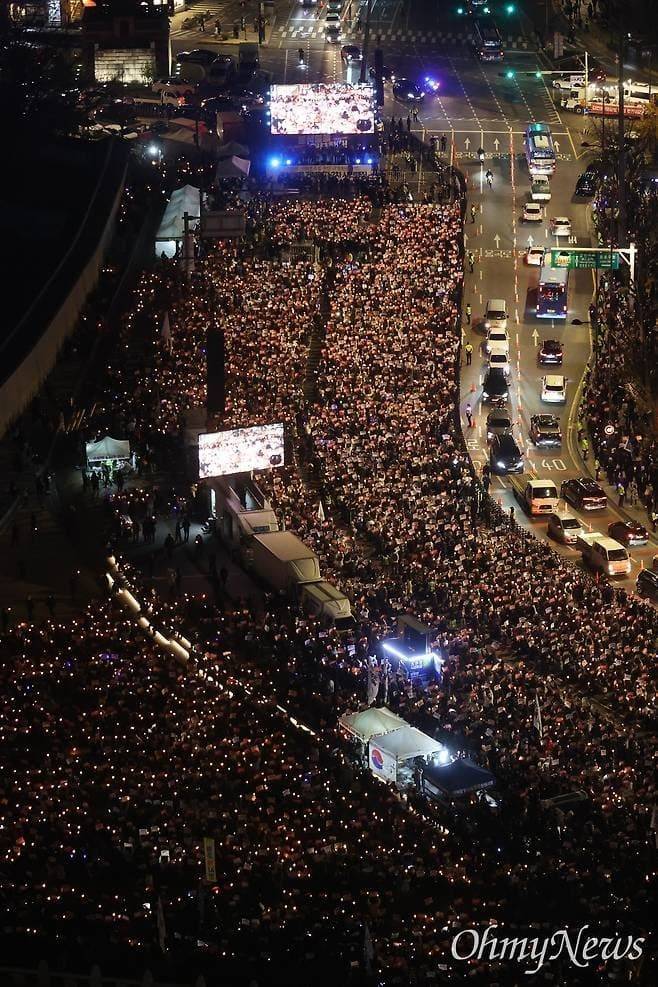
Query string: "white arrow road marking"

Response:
xmin=494 ymin=138 xmax=500 ymax=150
xmin=494 ymin=234 xmax=500 ymax=247
xmin=554 ymin=140 xmax=561 ymax=152
xmin=531 ymin=328 xmax=539 ymax=344
xmin=465 ymin=137 xmax=471 ymax=149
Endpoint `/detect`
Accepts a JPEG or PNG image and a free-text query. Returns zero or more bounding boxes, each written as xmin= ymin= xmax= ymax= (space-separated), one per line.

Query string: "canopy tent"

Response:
xmin=369 ymin=726 xmax=443 ymax=784
xmin=215 ymin=156 xmax=251 ymax=180
xmin=86 ymin=436 xmax=130 ymax=463
xmin=154 ymin=185 xmax=200 ymax=259
xmin=422 ymin=758 xmax=496 ymax=798
xmin=339 ymin=707 xmax=408 ymax=745
xmin=217 ymin=140 xmax=250 ymax=159
xmin=373 ymin=726 xmax=443 ymax=762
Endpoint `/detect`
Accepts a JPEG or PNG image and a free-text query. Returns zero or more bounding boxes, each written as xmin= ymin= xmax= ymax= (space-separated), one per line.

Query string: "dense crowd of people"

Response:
xmin=584 ymin=281 xmax=658 ymax=528
xmin=0 ymin=191 xmax=655 ymax=985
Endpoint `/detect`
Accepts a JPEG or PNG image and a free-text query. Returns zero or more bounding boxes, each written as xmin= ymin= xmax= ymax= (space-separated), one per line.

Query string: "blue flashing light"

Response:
xmin=269 ymin=156 xmax=281 ymax=169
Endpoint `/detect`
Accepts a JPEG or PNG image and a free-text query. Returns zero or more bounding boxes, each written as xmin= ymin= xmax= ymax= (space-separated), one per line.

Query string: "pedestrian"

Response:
xmin=175 ymin=519 xmax=182 ymax=544
xmin=470 ymin=204 xmax=477 ymax=223
xmin=467 ymin=250 xmax=475 ymax=273
xmin=465 ymin=341 xmax=474 ymax=366
xmin=412 ymin=107 xmax=418 ymax=122
xmin=199 ymin=14 xmax=205 ymax=31
xmin=406 ymin=115 xmax=411 ymax=132
xmin=440 ymin=134 xmax=447 ymax=153
xmin=594 ymin=458 xmax=601 ymax=481
xmin=465 ymin=403 xmax=473 ymax=428
xmin=617 ymin=483 xmax=625 ymax=508
xmin=509 ymin=505 xmax=515 ymax=528
xmin=465 ymin=302 xmax=472 ymax=324
xmin=651 ymin=509 xmax=658 ymax=533
xmin=182 ymin=516 xmax=191 ymax=543
xmin=581 ymin=437 xmax=589 ymax=461
xmin=485 ymin=169 xmax=493 ymax=188
xmin=215 ymin=18 xmax=221 ymax=35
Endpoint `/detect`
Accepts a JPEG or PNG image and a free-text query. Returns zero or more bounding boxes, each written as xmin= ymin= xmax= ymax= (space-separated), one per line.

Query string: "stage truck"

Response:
xmin=561 ymin=90 xmax=648 ymax=118
xmin=208 ymin=473 xmax=353 ymax=627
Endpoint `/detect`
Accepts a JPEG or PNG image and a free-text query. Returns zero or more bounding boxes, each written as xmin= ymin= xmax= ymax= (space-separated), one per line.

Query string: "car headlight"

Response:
xmin=496 ymin=461 xmax=505 ymax=468
xmin=482 ymin=391 xmax=489 ymax=399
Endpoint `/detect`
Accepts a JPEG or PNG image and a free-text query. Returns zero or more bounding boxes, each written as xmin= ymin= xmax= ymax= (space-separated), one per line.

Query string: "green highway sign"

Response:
xmin=550 ymin=249 xmax=620 ymax=270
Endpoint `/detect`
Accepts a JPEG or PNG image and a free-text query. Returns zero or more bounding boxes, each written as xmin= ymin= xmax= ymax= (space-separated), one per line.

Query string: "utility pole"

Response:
xmin=617 ymin=30 xmax=627 ymax=249
xmin=359 ymin=0 xmax=374 ymax=84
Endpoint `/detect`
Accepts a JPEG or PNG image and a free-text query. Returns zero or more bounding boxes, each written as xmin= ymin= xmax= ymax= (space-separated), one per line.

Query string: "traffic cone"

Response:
xmin=470 ymin=382 xmax=476 ymax=392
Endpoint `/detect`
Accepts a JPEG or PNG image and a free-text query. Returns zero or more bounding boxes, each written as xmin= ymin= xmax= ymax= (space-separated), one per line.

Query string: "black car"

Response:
xmin=560 ymin=477 xmax=607 ymax=510
xmin=529 ymin=414 xmax=562 ymax=448
xmin=486 ymin=410 xmax=513 ymax=440
xmin=575 ymin=171 xmax=598 ymax=197
xmin=482 ymin=367 xmax=509 ymax=406
xmin=177 ymin=49 xmax=218 ymax=66
xmin=393 ymin=79 xmax=425 ymax=102
xmin=490 ymin=433 xmax=524 ymax=475
xmin=608 ymin=520 xmax=650 ymax=547
xmin=539 ymin=339 xmax=563 ymax=365
xmin=636 ymin=569 xmax=658 ymax=601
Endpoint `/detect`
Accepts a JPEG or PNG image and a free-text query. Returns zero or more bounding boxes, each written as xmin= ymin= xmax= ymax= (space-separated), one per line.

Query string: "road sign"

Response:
xmin=550 ymin=249 xmax=620 ymax=270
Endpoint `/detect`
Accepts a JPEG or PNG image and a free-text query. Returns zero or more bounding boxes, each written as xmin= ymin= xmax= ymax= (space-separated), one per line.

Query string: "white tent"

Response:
xmin=215 ymin=156 xmax=251 ymax=180
xmin=339 ymin=707 xmax=407 ymax=745
xmin=86 ymin=436 xmax=130 ymax=463
xmin=217 ymin=140 xmax=249 ymax=159
xmin=368 ymin=726 xmax=443 ymax=783
xmin=154 ymin=185 xmax=200 ymax=259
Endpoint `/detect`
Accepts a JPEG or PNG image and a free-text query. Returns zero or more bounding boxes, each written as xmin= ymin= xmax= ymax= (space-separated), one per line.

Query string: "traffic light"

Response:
xmin=506 ymin=69 xmax=516 ymax=79
xmin=456 ymin=5 xmax=465 ymax=13
xmin=505 ymin=3 xmax=516 ymax=12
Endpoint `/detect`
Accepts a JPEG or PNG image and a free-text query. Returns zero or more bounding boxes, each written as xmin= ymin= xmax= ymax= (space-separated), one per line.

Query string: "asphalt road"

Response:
xmin=170 ymin=0 xmax=658 ymax=596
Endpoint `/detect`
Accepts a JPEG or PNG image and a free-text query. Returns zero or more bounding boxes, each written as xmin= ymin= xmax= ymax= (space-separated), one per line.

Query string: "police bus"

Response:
xmin=524 ymin=122 xmax=556 ymax=176
xmin=536 ymin=265 xmax=569 ymax=319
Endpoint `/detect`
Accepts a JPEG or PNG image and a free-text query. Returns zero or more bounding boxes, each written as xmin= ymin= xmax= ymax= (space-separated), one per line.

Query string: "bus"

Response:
xmin=524 ymin=122 xmax=556 ymax=176
xmin=537 ymin=265 xmax=569 ymax=319
xmin=473 ymin=19 xmax=504 ymax=62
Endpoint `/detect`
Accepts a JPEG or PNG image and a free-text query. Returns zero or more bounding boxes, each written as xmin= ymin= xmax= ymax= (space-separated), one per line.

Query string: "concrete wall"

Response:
xmin=0 ymin=141 xmax=128 ymax=437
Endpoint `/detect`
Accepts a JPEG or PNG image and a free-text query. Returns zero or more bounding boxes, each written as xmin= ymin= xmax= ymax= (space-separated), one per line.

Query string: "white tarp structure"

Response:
xmin=368 ymin=726 xmax=443 ymax=784
xmin=339 ymin=707 xmax=407 ymax=745
xmin=217 ymin=141 xmax=250 ymax=159
xmin=215 ymin=156 xmax=251 ymax=180
xmin=154 ymin=185 xmax=200 ymax=259
xmin=86 ymin=436 xmax=130 ymax=463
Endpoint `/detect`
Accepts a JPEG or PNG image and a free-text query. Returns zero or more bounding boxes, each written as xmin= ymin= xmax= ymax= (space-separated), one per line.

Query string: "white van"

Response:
xmin=582 ymin=536 xmax=631 ymax=577
xmin=484 ymin=298 xmax=508 ymax=330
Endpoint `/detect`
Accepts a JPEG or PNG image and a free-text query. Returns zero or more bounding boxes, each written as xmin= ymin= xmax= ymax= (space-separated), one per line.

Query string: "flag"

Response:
xmin=161 ymin=311 xmax=172 ymax=351
xmin=533 ymin=694 xmax=543 ymax=743
xmin=364 ymin=922 xmax=374 ymax=975
xmin=203 ymin=836 xmax=217 ymax=882
xmin=317 ymin=500 xmax=326 ymax=522
xmin=156 ymin=895 xmax=167 ymax=953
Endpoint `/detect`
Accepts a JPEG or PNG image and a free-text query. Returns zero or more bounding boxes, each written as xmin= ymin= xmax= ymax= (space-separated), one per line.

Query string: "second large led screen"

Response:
xmin=269 ymin=83 xmax=375 ymax=136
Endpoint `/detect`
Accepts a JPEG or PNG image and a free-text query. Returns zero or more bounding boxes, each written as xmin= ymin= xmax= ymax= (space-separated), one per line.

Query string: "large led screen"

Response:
xmin=269 ymin=83 xmax=375 ymax=136
xmin=199 ymin=424 xmax=285 ymax=479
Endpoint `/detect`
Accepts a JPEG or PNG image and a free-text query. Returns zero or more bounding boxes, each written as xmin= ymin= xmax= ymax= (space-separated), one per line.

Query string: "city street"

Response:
xmin=167 ymin=0 xmax=658 ymax=593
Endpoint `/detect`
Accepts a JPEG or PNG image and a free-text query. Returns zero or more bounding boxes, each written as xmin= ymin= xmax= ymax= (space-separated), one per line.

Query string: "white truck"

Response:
xmin=246 ymin=531 xmax=352 ymax=625
xmin=509 ymin=477 xmax=559 ymax=516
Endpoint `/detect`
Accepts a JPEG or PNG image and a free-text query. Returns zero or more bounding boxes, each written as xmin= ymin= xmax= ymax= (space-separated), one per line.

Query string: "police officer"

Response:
xmin=465 ymin=302 xmax=472 ymax=324
xmin=470 ymin=203 xmax=477 ymax=223
xmin=465 ymin=340 xmax=474 ymax=365
xmin=581 ymin=437 xmax=589 ymax=461
xmin=467 ymin=250 xmax=475 ymax=273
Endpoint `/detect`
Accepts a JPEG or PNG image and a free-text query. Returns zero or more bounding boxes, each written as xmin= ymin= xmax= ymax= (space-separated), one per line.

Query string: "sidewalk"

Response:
xmin=170 ymin=0 xmax=278 ymax=47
